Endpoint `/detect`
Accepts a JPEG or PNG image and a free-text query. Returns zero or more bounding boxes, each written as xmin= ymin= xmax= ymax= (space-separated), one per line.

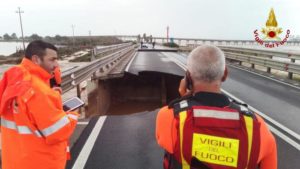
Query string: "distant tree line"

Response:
xmin=1 ymin=33 xmax=123 ymax=47
xmin=1 ymin=33 xmax=42 ymax=41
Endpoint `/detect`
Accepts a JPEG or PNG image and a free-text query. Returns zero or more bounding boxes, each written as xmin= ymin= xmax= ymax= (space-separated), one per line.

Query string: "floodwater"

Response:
xmin=0 ymin=42 xmax=29 ymax=56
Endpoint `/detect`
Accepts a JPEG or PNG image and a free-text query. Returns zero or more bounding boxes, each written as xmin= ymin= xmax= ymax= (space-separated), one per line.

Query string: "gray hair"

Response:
xmin=187 ymin=45 xmax=226 ymax=83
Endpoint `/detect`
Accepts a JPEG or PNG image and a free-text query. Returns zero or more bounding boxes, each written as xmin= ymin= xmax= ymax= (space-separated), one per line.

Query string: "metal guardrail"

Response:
xmin=61 ymin=44 xmax=135 ymax=93
xmin=179 ymin=46 xmax=300 ymax=79
xmin=219 ymin=46 xmax=300 ymax=60
xmin=93 ymin=43 xmax=132 ymax=56
xmin=225 ymin=51 xmax=300 ymax=79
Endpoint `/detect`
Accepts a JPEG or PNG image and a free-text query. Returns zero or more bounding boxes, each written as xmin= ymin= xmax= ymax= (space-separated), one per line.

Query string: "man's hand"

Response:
xmin=178 ymin=78 xmax=192 ymax=97
xmin=52 ymin=86 xmax=62 ymax=94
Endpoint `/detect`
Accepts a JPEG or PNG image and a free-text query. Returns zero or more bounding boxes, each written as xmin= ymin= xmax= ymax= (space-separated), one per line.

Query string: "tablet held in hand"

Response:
xmin=63 ymin=97 xmax=85 ymax=112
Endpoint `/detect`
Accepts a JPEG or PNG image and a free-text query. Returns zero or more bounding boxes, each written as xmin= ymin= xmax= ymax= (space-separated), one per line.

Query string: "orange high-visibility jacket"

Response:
xmin=0 ymin=58 xmax=78 ymax=169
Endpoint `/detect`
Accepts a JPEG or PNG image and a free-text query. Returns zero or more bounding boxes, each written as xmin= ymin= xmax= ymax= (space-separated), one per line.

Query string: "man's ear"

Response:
xmin=185 ymin=71 xmax=193 ymax=90
xmin=31 ymin=55 xmax=41 ymax=65
xmin=221 ymin=66 xmax=228 ymax=82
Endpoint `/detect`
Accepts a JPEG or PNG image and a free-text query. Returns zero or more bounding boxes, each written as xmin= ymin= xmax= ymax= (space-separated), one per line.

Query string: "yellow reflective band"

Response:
xmin=244 ymin=115 xmax=253 ymax=168
xmin=192 ymin=134 xmax=239 ymax=167
xmin=179 ymin=111 xmax=190 ymax=169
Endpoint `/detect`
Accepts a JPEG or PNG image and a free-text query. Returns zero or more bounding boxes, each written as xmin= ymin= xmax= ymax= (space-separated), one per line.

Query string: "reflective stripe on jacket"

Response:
xmin=0 ymin=58 xmax=78 ymax=169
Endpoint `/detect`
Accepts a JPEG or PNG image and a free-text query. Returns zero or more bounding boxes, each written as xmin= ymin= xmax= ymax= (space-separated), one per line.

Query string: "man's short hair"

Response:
xmin=25 ymin=40 xmax=57 ymax=60
xmin=187 ymin=45 xmax=226 ymax=83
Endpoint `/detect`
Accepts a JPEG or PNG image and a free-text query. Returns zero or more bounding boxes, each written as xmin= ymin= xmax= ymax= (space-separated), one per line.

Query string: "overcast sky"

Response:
xmin=1 ymin=0 xmax=299 ymax=40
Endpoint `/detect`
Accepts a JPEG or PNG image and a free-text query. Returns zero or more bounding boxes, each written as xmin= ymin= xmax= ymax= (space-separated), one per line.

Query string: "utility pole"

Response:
xmin=89 ymin=30 xmax=92 ymax=46
xmin=89 ymin=30 xmax=95 ymax=61
xmin=16 ymin=7 xmax=25 ymax=51
xmin=167 ymin=26 xmax=169 ymax=43
xmin=71 ymin=24 xmax=75 ymax=50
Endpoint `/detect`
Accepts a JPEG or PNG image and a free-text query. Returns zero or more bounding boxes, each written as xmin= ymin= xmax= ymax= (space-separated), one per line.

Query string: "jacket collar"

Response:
xmin=193 ymin=91 xmax=230 ymax=107
xmin=20 ymin=58 xmax=51 ymax=82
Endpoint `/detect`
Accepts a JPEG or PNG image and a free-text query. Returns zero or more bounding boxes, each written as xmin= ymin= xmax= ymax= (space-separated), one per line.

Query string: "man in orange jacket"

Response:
xmin=156 ymin=45 xmax=277 ymax=169
xmin=0 ymin=40 xmax=79 ymax=169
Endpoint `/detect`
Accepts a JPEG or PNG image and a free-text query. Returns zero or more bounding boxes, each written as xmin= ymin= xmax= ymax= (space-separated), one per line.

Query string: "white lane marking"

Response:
xmin=125 ymin=52 xmax=138 ymax=72
xmin=222 ymin=89 xmax=300 ymax=151
xmin=72 ymin=116 xmax=107 ymax=169
xmin=161 ymin=52 xmax=187 ymax=71
xmin=268 ymin=125 xmax=300 ymax=151
xmin=229 ymin=64 xmax=300 ymax=90
xmin=77 ymin=121 xmax=89 ymax=125
xmin=160 ymin=58 xmax=172 ymax=62
xmin=170 ymin=54 xmax=300 ymax=150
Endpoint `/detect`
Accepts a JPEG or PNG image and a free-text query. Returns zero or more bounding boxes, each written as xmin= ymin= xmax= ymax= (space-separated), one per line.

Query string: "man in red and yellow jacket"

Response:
xmin=0 ymin=40 xmax=79 ymax=169
xmin=156 ymin=45 xmax=277 ymax=169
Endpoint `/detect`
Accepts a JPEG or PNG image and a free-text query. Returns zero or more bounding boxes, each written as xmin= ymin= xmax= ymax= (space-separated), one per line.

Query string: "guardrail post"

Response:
xmin=76 ymin=84 xmax=81 ymax=98
xmin=267 ymin=55 xmax=273 ymax=73
xmin=291 ymin=58 xmax=295 ymax=63
xmin=76 ymin=84 xmax=82 ymax=114
xmin=251 ymin=53 xmax=257 ymax=69
xmin=288 ymin=58 xmax=296 ymax=79
xmin=288 ymin=72 xmax=293 ymax=79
